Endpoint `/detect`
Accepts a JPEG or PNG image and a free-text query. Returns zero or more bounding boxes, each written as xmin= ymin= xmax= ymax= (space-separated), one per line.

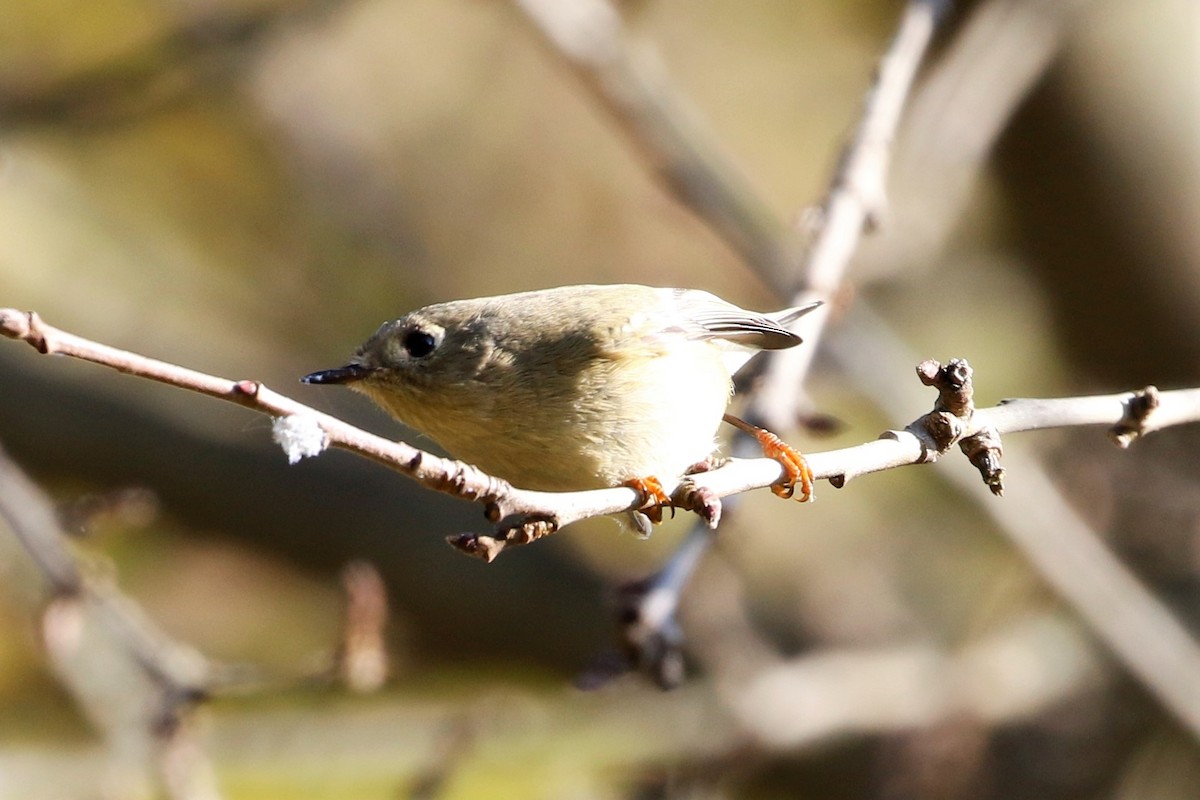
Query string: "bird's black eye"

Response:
xmin=403 ymin=329 xmax=438 ymax=358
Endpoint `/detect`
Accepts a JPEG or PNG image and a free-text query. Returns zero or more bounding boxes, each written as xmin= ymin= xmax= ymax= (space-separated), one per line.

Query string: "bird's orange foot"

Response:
xmin=760 ymin=431 xmax=814 ymax=502
xmin=624 ymin=476 xmax=674 ymax=524
xmin=723 ymin=414 xmax=814 ymax=502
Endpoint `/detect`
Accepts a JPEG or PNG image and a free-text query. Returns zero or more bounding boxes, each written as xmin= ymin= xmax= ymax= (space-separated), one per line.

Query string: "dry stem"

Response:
xmin=7 ymin=307 xmax=1199 ymax=563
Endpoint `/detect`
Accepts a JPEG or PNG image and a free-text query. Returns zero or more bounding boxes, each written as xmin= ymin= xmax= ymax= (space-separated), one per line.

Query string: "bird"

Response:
xmin=302 ymin=284 xmax=819 ymax=533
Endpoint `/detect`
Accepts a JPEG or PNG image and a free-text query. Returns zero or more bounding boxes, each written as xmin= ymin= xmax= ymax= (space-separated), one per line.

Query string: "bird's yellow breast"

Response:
xmin=363 ymin=337 xmax=732 ymax=492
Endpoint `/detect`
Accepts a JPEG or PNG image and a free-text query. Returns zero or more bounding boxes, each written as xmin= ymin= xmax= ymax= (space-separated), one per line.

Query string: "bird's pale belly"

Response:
xmin=452 ymin=347 xmax=732 ymax=492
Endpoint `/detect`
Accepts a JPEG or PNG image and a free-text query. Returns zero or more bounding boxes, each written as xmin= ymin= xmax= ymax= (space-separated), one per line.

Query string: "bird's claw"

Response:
xmin=625 ymin=476 xmax=674 ymax=524
xmin=723 ymin=414 xmax=814 ymax=503
xmin=756 ymin=429 xmax=813 ymax=502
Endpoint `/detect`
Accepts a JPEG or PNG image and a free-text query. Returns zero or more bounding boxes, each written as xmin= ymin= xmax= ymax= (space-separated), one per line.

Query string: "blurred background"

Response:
xmin=1 ymin=0 xmax=1199 ymax=797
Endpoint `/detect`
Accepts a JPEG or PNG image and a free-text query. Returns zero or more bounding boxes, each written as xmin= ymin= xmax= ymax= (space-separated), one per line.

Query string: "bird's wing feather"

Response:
xmin=662 ymin=289 xmax=820 ymax=351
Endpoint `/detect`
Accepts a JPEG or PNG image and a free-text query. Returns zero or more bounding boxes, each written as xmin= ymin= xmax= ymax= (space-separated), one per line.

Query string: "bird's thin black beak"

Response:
xmin=301 ymin=363 xmax=372 ymax=385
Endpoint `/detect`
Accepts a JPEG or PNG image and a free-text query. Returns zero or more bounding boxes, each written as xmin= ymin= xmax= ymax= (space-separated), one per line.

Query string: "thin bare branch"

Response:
xmin=0 ymin=610 xmax=1110 ymax=796
xmin=336 ymin=560 xmax=391 ymax=693
xmin=0 ymin=307 xmax=518 ymax=509
xmin=0 ymin=443 xmax=220 ymax=799
xmin=966 ymin=449 xmax=1200 ymax=739
xmin=829 ymin=304 xmax=1200 ymax=741
xmin=860 ymin=0 xmax=1093 ymax=276
xmin=507 ymin=0 xmax=803 ymax=293
xmin=754 ymin=0 xmax=945 ymax=430
xmin=611 ymin=0 xmax=947 ymax=685
xmin=724 ymin=615 xmax=1104 ymax=748
xmin=8 ymin=307 xmax=1200 ymax=565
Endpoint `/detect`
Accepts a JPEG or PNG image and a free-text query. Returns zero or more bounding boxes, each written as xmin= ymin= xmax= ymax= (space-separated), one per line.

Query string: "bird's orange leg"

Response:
xmin=723 ymin=414 xmax=814 ymax=502
xmin=624 ymin=476 xmax=674 ymax=524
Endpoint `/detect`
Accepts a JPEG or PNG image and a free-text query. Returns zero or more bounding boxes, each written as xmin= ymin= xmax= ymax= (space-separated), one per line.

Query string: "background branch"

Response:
xmin=829 ymin=303 xmax=1200 ymax=739
xmin=3 ymin=0 xmax=1197 ymax=795
xmin=0 ymin=443 xmax=218 ymax=799
xmin=509 ymin=0 xmax=804 ymax=295
xmin=753 ymin=0 xmax=945 ymax=428
xmin=596 ymin=0 xmax=945 ymax=686
xmin=509 ymin=4 xmax=1200 ymax=758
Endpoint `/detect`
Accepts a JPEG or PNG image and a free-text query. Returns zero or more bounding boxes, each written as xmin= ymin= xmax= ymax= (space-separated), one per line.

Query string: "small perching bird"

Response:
xmin=303 ymin=284 xmax=818 ymax=533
